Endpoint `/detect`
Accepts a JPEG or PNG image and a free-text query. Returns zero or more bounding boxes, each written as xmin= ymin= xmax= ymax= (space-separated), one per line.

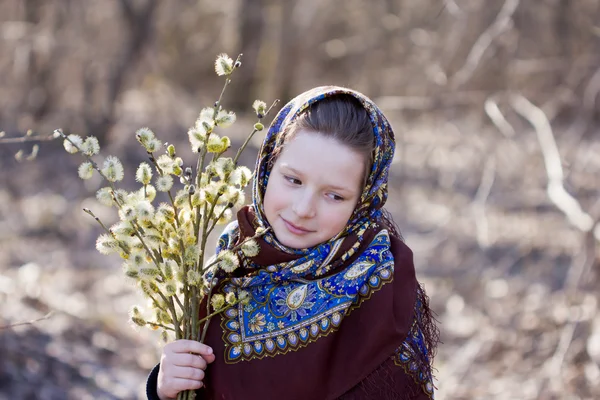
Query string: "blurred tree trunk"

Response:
xmin=24 ymin=0 xmax=41 ymax=23
xmin=229 ymin=0 xmax=265 ymax=110
xmin=20 ymin=0 xmax=63 ymax=123
xmin=275 ymin=0 xmax=299 ymax=102
xmin=554 ymin=0 xmax=571 ymax=88
xmin=83 ymin=0 xmax=158 ymax=141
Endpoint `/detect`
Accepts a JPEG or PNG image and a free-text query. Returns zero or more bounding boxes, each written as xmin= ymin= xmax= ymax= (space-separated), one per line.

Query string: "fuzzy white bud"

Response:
xmin=217 ymin=251 xmax=239 ymax=273
xmin=139 ymin=185 xmax=156 ymax=202
xmin=136 ymin=163 xmax=153 ymax=185
xmin=82 ymin=136 xmax=100 ymax=156
xmin=135 ymin=201 xmax=155 ymax=222
xmin=101 ymin=155 xmax=124 ymax=182
xmin=130 ymin=306 xmax=146 ymax=327
xmin=157 ymin=155 xmax=174 ymax=175
xmin=225 ymin=292 xmax=236 ymax=305
xmin=78 ymin=162 xmax=94 ymax=180
xmin=212 ymin=157 xmax=235 ymax=179
xmin=199 ymin=107 xmax=214 ymax=122
xmin=188 ymin=127 xmax=206 ymax=153
xmin=239 ymin=290 xmax=251 ymax=305
xmin=136 ymin=127 xmax=155 ymax=144
xmin=157 ymin=203 xmax=176 ymax=222
xmin=207 ymin=135 xmax=230 ymax=153
xmin=229 ymin=166 xmax=252 ymax=187
xmin=164 ymin=280 xmax=177 ymax=296
xmin=156 ymin=175 xmax=174 ymax=192
xmin=252 ymin=100 xmax=267 ymax=117
xmin=214 ymin=53 xmax=234 ymax=76
xmin=96 ymin=187 xmax=114 ymax=206
xmin=187 ymin=270 xmax=201 ymax=286
xmin=96 ymin=234 xmax=120 ymax=255
xmin=224 ymin=187 xmax=245 ymax=208
xmin=210 ymin=294 xmax=225 ymax=310
xmin=145 ymin=138 xmax=163 ymax=153
xmin=241 ymin=239 xmax=260 ymax=257
xmin=215 ymin=110 xmax=236 ymax=128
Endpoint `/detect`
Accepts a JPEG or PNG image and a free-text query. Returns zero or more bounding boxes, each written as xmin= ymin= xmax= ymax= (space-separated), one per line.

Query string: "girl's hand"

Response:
xmin=157 ymin=339 xmax=216 ymax=400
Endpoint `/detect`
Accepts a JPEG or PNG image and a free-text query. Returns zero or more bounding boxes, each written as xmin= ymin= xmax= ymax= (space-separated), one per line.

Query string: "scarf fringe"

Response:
xmin=396 ymin=283 xmax=441 ymax=398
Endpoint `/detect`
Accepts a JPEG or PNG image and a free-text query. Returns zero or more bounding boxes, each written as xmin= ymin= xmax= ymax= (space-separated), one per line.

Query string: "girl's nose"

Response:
xmin=292 ymin=191 xmax=316 ymax=218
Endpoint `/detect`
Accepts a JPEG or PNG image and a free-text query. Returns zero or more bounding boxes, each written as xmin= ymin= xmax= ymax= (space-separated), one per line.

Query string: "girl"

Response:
xmin=146 ymin=86 xmax=438 ymax=400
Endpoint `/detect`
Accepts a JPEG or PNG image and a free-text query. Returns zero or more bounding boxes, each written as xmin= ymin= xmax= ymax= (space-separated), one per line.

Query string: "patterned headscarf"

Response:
xmin=216 ymin=86 xmax=401 ymax=364
xmin=252 ymin=86 xmax=396 ymax=243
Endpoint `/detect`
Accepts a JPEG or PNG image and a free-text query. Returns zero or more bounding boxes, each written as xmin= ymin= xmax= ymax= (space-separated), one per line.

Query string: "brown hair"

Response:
xmin=271 ymin=94 xmax=375 ymax=186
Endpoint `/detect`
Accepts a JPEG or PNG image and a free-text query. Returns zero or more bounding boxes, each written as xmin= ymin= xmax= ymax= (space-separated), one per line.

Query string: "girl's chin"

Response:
xmin=277 ymin=236 xmax=310 ymax=249
xmin=273 ymin=229 xmax=318 ymax=249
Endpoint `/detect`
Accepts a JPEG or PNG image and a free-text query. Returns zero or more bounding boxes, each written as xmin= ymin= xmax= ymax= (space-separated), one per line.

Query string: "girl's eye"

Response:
xmin=284 ymin=176 xmax=301 ymax=185
xmin=328 ymin=193 xmax=344 ymax=202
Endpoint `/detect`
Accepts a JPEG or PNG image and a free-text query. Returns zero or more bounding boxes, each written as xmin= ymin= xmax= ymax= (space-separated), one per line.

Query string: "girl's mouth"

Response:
xmin=281 ymin=217 xmax=312 ymax=235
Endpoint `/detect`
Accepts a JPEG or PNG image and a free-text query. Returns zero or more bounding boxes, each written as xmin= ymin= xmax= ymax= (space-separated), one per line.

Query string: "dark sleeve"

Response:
xmin=337 ymin=356 xmax=433 ymax=400
xmin=146 ymin=364 xmax=161 ymax=400
xmin=146 ymin=364 xmax=205 ymax=400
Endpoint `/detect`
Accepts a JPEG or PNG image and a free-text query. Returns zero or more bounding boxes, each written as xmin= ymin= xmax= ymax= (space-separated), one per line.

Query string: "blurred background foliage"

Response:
xmin=1 ymin=0 xmax=599 ymax=399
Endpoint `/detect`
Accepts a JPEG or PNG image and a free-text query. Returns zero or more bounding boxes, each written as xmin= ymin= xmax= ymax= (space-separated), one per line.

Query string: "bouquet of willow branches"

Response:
xmin=56 ymin=54 xmax=276 ymax=399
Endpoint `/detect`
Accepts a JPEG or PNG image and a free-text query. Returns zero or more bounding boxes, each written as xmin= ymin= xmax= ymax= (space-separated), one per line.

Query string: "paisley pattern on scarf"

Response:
xmin=215 ymin=222 xmax=394 ymax=362
xmin=392 ymin=286 xmax=436 ymax=398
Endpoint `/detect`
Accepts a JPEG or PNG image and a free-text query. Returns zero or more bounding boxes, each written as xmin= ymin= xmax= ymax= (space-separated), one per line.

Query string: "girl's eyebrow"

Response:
xmin=281 ymin=164 xmax=355 ymax=193
xmin=280 ymin=164 xmax=303 ymax=176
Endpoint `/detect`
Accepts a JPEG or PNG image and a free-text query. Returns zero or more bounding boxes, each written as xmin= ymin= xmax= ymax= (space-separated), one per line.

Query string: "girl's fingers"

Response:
xmin=161 ymin=377 xmax=204 ymax=396
xmin=203 ymin=352 xmax=216 ymax=364
xmin=158 ymin=366 xmax=205 ymax=399
xmin=169 ymin=340 xmax=213 ymax=357
xmin=170 ymin=365 xmax=205 ymax=381
xmin=169 ymin=353 xmax=208 ymax=369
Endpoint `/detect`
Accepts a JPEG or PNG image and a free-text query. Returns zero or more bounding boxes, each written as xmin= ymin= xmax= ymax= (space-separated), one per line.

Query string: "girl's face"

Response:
xmin=263 ymin=130 xmax=365 ymax=249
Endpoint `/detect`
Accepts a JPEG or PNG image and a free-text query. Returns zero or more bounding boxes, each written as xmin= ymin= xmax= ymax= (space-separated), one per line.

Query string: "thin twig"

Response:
xmin=0 ymin=312 xmax=54 ymax=330
xmin=443 ymin=0 xmax=464 ymax=17
xmin=197 ymin=298 xmax=244 ymax=328
xmin=583 ymin=67 xmax=600 ymax=111
xmin=471 ymin=156 xmax=496 ymax=248
xmin=484 ymin=96 xmax=515 ymax=138
xmin=451 ymin=0 xmax=520 ymax=87
xmin=146 ymin=321 xmax=175 ymax=331
xmin=0 ymin=134 xmax=57 ymax=144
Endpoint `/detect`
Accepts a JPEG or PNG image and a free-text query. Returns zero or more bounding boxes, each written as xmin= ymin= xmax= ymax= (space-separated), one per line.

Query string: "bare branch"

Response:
xmin=443 ymin=0 xmax=464 ymax=17
xmin=583 ymin=67 xmax=600 ymax=111
xmin=471 ymin=157 xmax=496 ymax=248
xmin=451 ymin=0 xmax=521 ymax=87
xmin=484 ymin=97 xmax=515 ymax=138
xmin=0 ymin=132 xmax=56 ymax=144
xmin=510 ymin=94 xmax=595 ymax=234
xmin=0 ymin=312 xmax=54 ymax=330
